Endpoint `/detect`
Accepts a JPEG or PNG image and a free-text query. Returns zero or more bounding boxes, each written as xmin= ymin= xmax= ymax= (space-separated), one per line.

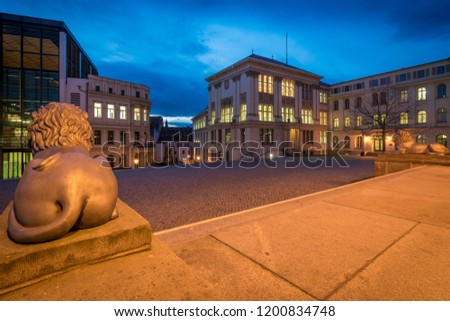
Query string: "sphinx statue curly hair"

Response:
xmin=28 ymin=102 xmax=93 ymax=155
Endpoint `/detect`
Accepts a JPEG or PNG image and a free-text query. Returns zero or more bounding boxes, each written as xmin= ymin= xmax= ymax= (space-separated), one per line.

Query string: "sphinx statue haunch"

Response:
xmin=8 ymin=102 xmax=119 ymax=244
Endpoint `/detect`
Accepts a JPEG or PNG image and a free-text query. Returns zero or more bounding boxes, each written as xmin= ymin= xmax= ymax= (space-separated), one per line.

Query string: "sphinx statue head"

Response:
xmin=8 ymin=102 xmax=119 ymax=244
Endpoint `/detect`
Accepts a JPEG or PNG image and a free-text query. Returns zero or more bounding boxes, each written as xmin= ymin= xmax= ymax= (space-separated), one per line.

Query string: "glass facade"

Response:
xmin=1 ymin=13 xmax=98 ymax=178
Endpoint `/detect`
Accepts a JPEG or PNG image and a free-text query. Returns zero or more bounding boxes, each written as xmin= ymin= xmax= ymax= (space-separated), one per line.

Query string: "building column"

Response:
xmin=214 ymin=83 xmax=222 ymax=124
xmin=295 ymin=81 xmax=302 ymax=123
xmin=274 ymin=76 xmax=282 ymax=123
xmin=232 ymin=75 xmax=241 ymax=122
xmin=245 ymin=71 xmax=259 ymax=121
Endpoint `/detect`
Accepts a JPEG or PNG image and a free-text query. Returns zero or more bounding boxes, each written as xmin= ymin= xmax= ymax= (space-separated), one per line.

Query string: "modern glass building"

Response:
xmin=1 ymin=13 xmax=98 ymax=179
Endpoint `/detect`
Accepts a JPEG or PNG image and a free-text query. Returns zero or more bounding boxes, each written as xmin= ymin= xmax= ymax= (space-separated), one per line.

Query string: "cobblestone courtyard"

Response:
xmin=0 ymin=157 xmax=374 ymax=232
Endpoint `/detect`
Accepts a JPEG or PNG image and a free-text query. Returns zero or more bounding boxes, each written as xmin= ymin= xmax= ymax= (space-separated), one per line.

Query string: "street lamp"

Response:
xmin=134 ymin=157 xmax=139 ymax=169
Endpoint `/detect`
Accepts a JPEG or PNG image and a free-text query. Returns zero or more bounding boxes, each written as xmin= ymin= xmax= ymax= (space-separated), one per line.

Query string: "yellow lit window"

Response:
xmin=400 ymin=90 xmax=408 ymax=102
xmin=344 ymin=117 xmax=350 ymax=127
xmin=119 ymin=105 xmax=127 ymax=120
xmin=134 ymin=107 xmax=141 ymax=121
xmin=320 ymin=131 xmax=327 ymax=144
xmin=210 ymin=110 xmax=216 ymax=125
xmin=240 ymin=103 xmax=247 ymax=122
xmin=400 ymin=112 xmax=408 ymax=125
xmin=320 ymin=92 xmax=327 ymax=104
xmin=143 ymin=108 xmax=147 ymax=122
xmin=258 ymin=104 xmax=273 ymax=121
xmin=282 ymin=79 xmax=295 ymax=97
xmin=94 ymin=102 xmax=102 ymax=118
xmin=282 ymin=106 xmax=294 ymax=122
xmin=220 ymin=106 xmax=233 ymax=123
xmin=356 ymin=116 xmax=363 ymax=127
xmin=258 ymin=74 xmax=273 ymax=93
xmin=333 ymin=117 xmax=339 ymax=128
xmin=107 ymin=104 xmax=115 ymax=119
xmin=301 ymin=109 xmax=313 ymax=124
xmin=417 ymin=110 xmax=426 ymax=124
xmin=320 ymin=111 xmax=327 ymax=125
xmin=418 ymin=87 xmax=427 ymax=101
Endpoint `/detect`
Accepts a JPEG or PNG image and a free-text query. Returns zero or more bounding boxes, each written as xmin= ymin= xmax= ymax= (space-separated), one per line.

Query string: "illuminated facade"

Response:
xmin=193 ymin=54 xmax=329 ymax=161
xmin=329 ymin=59 xmax=450 ymax=153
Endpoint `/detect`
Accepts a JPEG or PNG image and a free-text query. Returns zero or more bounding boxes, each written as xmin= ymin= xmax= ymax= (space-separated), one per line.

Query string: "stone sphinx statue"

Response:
xmin=8 ymin=102 xmax=119 ymax=243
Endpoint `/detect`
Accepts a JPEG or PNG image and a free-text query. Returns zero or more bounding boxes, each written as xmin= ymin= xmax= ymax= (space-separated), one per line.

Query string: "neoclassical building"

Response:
xmin=329 ymin=59 xmax=450 ymax=153
xmin=193 ymin=55 xmax=450 ymax=158
xmin=192 ymin=54 xmax=329 ymax=161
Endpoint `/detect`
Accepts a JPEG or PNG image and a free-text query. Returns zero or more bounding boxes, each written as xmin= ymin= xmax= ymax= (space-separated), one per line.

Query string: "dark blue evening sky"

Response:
xmin=2 ymin=0 xmax=450 ymax=126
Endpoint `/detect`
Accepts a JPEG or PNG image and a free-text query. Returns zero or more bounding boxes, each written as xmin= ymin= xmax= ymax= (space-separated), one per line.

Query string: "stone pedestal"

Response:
xmin=0 ymin=199 xmax=151 ymax=293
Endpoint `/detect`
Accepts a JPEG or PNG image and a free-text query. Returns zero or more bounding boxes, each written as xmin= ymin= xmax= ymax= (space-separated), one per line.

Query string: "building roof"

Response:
xmin=0 ymin=12 xmax=98 ymax=73
xmin=206 ymin=53 xmax=323 ymax=82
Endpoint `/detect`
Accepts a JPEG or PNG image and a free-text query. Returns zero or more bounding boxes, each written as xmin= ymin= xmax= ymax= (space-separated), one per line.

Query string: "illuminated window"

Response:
xmin=134 ymin=107 xmax=141 ymax=121
xmin=258 ymin=74 xmax=273 ymax=94
xmin=258 ymin=104 xmax=274 ymax=122
xmin=282 ymin=79 xmax=295 ymax=97
xmin=373 ymin=114 xmax=379 ymax=126
xmin=344 ymin=117 xmax=350 ymax=127
xmin=282 ymin=106 xmax=294 ymax=122
xmin=356 ymin=136 xmax=363 ymax=149
xmin=400 ymin=112 xmax=408 ymax=125
xmin=356 ymin=116 xmax=363 ymax=127
xmin=417 ymin=110 xmax=426 ymax=124
xmin=220 ymin=106 xmax=233 ymax=123
xmin=438 ymin=84 xmax=447 ymax=98
xmin=143 ymin=108 xmax=147 ymax=122
xmin=302 ymin=109 xmax=313 ymax=124
xmin=320 ymin=92 xmax=327 ymax=104
xmin=320 ymin=131 xmax=327 ymax=144
xmin=210 ymin=109 xmax=216 ymax=125
xmin=107 ymin=104 xmax=115 ymax=119
xmin=436 ymin=134 xmax=447 ymax=147
xmin=400 ymin=90 xmax=408 ymax=102
xmin=119 ymin=105 xmax=127 ymax=120
xmin=94 ymin=102 xmax=102 ymax=118
xmin=333 ymin=117 xmax=339 ymax=129
xmin=416 ymin=135 xmax=426 ymax=144
xmin=437 ymin=108 xmax=447 ymax=123
xmin=418 ymin=87 xmax=427 ymax=101
xmin=240 ymin=103 xmax=247 ymax=122
xmin=320 ymin=111 xmax=327 ymax=125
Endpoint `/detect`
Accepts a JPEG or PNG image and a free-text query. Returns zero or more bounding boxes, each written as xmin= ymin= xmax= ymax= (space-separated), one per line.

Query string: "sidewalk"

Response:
xmin=1 ymin=165 xmax=449 ymax=300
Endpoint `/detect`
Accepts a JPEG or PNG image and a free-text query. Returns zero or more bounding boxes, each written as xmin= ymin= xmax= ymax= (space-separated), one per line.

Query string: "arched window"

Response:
xmin=372 ymin=93 xmax=379 ymax=106
xmin=344 ymin=116 xmax=350 ymax=127
xmin=437 ymin=84 xmax=447 ymax=98
xmin=436 ymin=134 xmax=448 ymax=147
xmin=356 ymin=136 xmax=363 ymax=149
xmin=333 ymin=136 xmax=339 ymax=148
xmin=356 ymin=116 xmax=363 ymax=127
xmin=400 ymin=112 xmax=408 ymax=125
xmin=356 ymin=97 xmax=362 ymax=108
xmin=380 ymin=92 xmax=387 ymax=104
xmin=344 ymin=99 xmax=350 ymax=109
xmin=333 ymin=117 xmax=339 ymax=128
xmin=418 ymin=87 xmax=427 ymax=101
xmin=417 ymin=110 xmax=427 ymax=124
xmin=437 ymin=108 xmax=447 ymax=123
xmin=344 ymin=136 xmax=350 ymax=148
xmin=334 ymin=100 xmax=339 ymax=111
xmin=416 ymin=135 xmax=426 ymax=144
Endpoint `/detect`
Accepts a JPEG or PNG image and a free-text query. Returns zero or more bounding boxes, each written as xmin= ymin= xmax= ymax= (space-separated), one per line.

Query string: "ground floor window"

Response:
xmin=333 ymin=136 xmax=339 ymax=148
xmin=260 ymin=128 xmax=274 ymax=145
xmin=356 ymin=136 xmax=363 ymax=149
xmin=374 ymin=136 xmax=384 ymax=151
xmin=436 ymin=134 xmax=448 ymax=147
xmin=416 ymin=134 xmax=426 ymax=144
xmin=303 ymin=130 xmax=314 ymax=144
xmin=344 ymin=136 xmax=350 ymax=148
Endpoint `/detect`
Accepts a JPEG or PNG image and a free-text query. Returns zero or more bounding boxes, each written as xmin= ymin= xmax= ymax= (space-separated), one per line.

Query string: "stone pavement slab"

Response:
xmin=172 ymin=236 xmax=314 ymax=300
xmin=209 ymin=202 xmax=417 ymax=300
xmin=330 ymin=224 xmax=450 ymax=300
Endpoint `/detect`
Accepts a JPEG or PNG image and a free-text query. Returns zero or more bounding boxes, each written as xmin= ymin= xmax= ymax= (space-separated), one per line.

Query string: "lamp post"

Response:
xmin=134 ymin=157 xmax=139 ymax=169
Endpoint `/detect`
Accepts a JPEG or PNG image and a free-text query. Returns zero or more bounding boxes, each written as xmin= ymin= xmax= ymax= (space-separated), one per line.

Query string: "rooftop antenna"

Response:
xmin=285 ymin=32 xmax=288 ymax=64
xmin=251 ymin=49 xmax=254 ymax=55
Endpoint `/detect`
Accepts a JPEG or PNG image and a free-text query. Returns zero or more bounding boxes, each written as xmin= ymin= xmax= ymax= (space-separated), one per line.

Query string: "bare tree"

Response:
xmin=346 ymin=86 xmax=415 ymax=152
